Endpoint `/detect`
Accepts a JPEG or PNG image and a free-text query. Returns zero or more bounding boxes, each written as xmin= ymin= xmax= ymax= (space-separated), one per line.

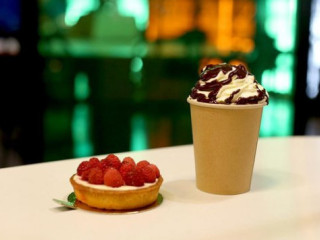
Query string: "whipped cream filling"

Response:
xmin=189 ymin=63 xmax=269 ymax=105
xmin=73 ymin=175 xmax=158 ymax=191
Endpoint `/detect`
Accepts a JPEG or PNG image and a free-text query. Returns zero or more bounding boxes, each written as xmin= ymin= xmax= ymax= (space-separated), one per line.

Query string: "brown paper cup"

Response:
xmin=187 ymin=99 xmax=266 ymax=195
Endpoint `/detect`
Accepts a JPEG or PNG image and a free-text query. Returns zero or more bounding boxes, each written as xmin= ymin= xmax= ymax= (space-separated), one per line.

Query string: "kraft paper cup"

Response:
xmin=187 ymin=98 xmax=266 ymax=195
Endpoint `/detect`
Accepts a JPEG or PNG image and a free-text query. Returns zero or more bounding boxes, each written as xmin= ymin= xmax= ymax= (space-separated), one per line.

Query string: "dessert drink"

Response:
xmin=187 ymin=63 xmax=269 ymax=195
xmin=70 ymin=155 xmax=163 ymax=210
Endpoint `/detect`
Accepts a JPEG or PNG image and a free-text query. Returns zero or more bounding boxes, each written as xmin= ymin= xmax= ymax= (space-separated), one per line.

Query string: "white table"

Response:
xmin=1 ymin=136 xmax=320 ymax=240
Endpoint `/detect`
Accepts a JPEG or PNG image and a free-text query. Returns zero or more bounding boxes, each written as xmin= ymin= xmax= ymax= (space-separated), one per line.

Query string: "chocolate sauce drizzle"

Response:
xmin=190 ymin=63 xmax=268 ymax=105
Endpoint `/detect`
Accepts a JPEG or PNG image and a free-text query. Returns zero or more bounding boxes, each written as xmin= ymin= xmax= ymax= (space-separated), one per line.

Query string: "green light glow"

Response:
xmin=260 ymin=97 xmax=294 ymax=136
xmin=72 ymin=104 xmax=93 ymax=157
xmin=117 ymin=0 xmax=149 ymax=30
xmin=261 ymin=53 xmax=294 ymax=94
xmin=262 ymin=0 xmax=297 ymax=95
xmin=261 ymin=70 xmax=273 ymax=92
xmin=131 ymin=57 xmax=143 ymax=72
xmin=74 ymin=72 xmax=90 ymax=100
xmin=65 ymin=0 xmax=148 ymax=30
xmin=130 ymin=57 xmax=143 ymax=86
xmin=65 ymin=0 xmax=99 ymax=26
xmin=72 ymin=72 xmax=93 ymax=157
xmin=130 ymin=113 xmax=148 ymax=151
xmin=264 ymin=0 xmax=297 ymax=52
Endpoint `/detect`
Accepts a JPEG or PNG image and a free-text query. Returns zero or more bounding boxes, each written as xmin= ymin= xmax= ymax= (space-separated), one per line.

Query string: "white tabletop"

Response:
xmin=1 ymin=136 xmax=320 ymax=240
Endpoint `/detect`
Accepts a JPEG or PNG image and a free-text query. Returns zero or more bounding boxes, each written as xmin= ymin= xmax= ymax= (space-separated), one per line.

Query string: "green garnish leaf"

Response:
xmin=53 ymin=192 xmax=76 ymax=209
xmin=67 ymin=192 xmax=76 ymax=204
xmin=157 ymin=193 xmax=163 ymax=205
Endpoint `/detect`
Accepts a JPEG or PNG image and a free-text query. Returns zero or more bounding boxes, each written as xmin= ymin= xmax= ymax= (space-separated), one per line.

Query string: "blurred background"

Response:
xmin=0 ymin=0 xmax=319 ymax=167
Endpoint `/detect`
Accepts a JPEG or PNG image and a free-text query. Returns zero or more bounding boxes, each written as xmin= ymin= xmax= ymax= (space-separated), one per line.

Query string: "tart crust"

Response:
xmin=70 ymin=174 xmax=163 ymax=210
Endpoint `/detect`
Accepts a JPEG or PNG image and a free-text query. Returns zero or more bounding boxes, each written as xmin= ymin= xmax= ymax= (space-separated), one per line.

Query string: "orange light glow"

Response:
xmin=146 ymin=0 xmax=195 ymax=41
xmin=216 ymin=0 xmax=233 ymax=54
xmin=146 ymin=0 xmax=256 ymax=55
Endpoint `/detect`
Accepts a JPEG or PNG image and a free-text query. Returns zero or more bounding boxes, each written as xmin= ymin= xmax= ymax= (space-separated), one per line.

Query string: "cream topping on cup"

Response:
xmin=188 ymin=63 xmax=269 ymax=105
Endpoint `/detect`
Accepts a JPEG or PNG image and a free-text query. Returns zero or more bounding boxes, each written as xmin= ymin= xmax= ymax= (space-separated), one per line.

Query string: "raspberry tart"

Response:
xmin=70 ymin=154 xmax=163 ymax=210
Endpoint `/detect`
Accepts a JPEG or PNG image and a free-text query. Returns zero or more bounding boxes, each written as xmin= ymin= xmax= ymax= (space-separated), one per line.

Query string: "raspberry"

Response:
xmin=81 ymin=169 xmax=91 ymax=181
xmin=77 ymin=161 xmax=91 ymax=176
xmin=88 ymin=167 xmax=104 ymax=184
xmin=133 ymin=173 xmax=145 ymax=186
xmin=89 ymin=157 xmax=100 ymax=167
xmin=132 ymin=168 xmax=145 ymax=186
xmin=136 ymin=160 xmax=150 ymax=169
xmin=102 ymin=154 xmax=121 ymax=170
xmin=141 ymin=165 xmax=156 ymax=183
xmin=77 ymin=157 xmax=102 ymax=176
xmin=149 ymin=164 xmax=160 ymax=178
xmin=122 ymin=170 xmax=134 ymax=186
xmin=119 ymin=163 xmax=135 ymax=177
xmin=104 ymin=168 xmax=124 ymax=187
xmin=123 ymin=169 xmax=144 ymax=187
xmin=122 ymin=157 xmax=135 ymax=166
xmin=100 ymin=159 xmax=109 ymax=171
xmin=102 ymin=166 xmax=111 ymax=175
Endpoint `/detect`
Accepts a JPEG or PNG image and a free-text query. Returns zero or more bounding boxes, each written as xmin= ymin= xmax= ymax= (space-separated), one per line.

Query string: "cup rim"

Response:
xmin=187 ymin=97 xmax=267 ymax=109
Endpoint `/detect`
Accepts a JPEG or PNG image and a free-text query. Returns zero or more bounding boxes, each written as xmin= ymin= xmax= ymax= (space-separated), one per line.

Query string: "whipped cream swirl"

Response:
xmin=188 ymin=63 xmax=269 ymax=105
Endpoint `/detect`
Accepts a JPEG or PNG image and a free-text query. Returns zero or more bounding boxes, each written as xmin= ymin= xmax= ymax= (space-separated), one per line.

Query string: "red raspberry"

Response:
xmin=132 ymin=170 xmax=145 ymax=187
xmin=77 ymin=158 xmax=102 ymax=176
xmin=102 ymin=166 xmax=111 ymax=175
xmin=104 ymin=168 xmax=124 ymax=187
xmin=122 ymin=157 xmax=136 ymax=166
xmin=149 ymin=164 xmax=160 ymax=178
xmin=122 ymin=170 xmax=134 ymax=186
xmin=81 ymin=169 xmax=91 ymax=181
xmin=77 ymin=161 xmax=91 ymax=176
xmin=89 ymin=157 xmax=100 ymax=167
xmin=100 ymin=159 xmax=109 ymax=171
xmin=141 ymin=165 xmax=156 ymax=183
xmin=123 ymin=169 xmax=144 ymax=187
xmin=88 ymin=167 xmax=104 ymax=184
xmin=102 ymin=154 xmax=121 ymax=170
xmin=136 ymin=160 xmax=150 ymax=169
xmin=119 ymin=163 xmax=135 ymax=177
